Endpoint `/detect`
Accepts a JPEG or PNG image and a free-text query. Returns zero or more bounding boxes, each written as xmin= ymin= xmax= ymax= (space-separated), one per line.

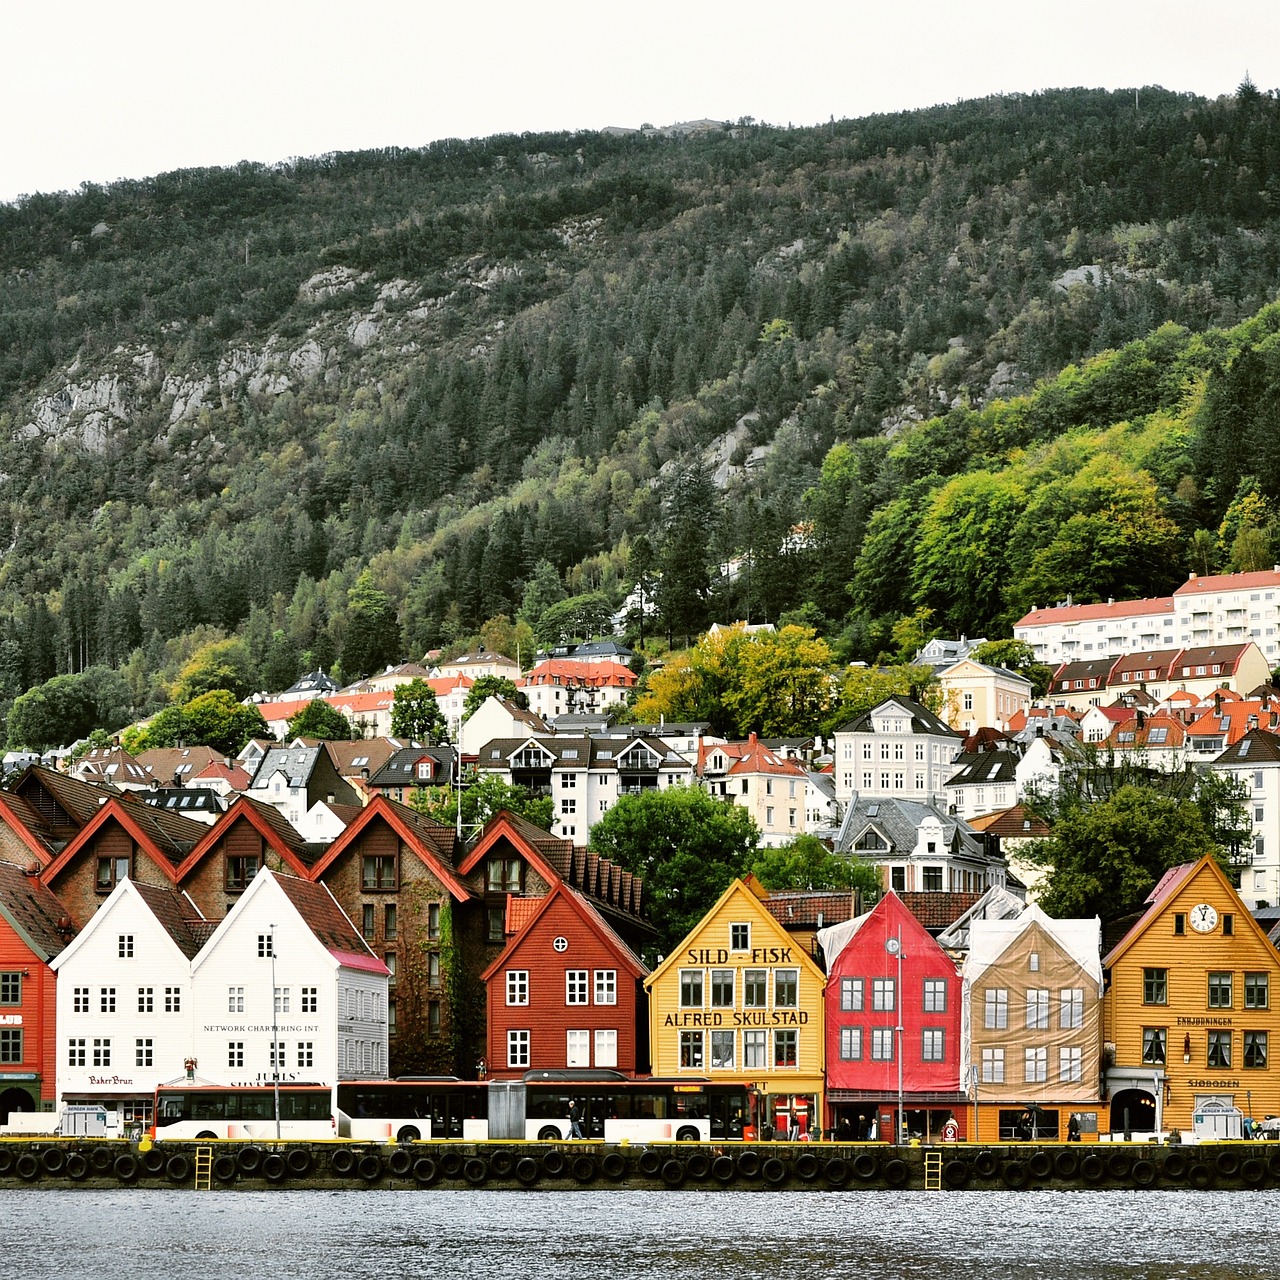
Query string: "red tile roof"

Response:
xmin=1015 ymin=597 xmax=1173 ymax=628
xmin=1175 ymin=570 xmax=1280 ymax=596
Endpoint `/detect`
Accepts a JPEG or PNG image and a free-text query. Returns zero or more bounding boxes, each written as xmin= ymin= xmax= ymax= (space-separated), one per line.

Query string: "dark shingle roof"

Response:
xmin=272 ymin=873 xmax=371 ymax=958
xmin=836 ymin=695 xmax=961 ymax=739
xmin=0 ymin=859 xmax=75 ymax=957
xmin=132 ymin=882 xmax=207 ymax=959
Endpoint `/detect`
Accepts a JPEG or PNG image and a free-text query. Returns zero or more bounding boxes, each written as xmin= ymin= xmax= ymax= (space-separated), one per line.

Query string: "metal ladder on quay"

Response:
xmin=194 ymin=1146 xmax=213 ymax=1190
xmin=924 ymin=1151 xmax=943 ymax=1190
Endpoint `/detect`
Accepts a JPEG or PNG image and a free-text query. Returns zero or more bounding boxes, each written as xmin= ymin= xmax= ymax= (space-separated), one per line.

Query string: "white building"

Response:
xmin=832 ymin=695 xmax=963 ymax=811
xmin=51 ymin=869 xmax=388 ymax=1127
xmin=50 ymin=880 xmax=205 ymax=1129
xmin=1210 ymin=727 xmax=1280 ymax=910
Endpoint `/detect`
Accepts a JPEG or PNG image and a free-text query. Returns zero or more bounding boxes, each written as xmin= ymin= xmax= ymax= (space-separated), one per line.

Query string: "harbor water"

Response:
xmin=3 ymin=1188 xmax=1277 ymax=1280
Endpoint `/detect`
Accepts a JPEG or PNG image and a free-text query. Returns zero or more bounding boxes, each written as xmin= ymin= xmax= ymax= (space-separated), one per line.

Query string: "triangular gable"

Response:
xmin=818 ymin=890 xmax=947 ymax=969
xmin=1103 ymin=856 xmax=1257 ymax=969
xmin=307 ymin=796 xmax=471 ymax=902
xmin=41 ymin=797 xmax=185 ymax=886
xmin=175 ymin=796 xmax=314 ymax=882
xmin=965 ymin=902 xmax=1102 ymax=989
xmin=0 ymin=792 xmax=61 ymax=867
xmin=457 ymin=810 xmax=567 ymax=887
xmin=644 ymin=878 xmax=827 ymax=990
xmin=480 ymin=881 xmax=647 ymax=983
xmin=49 ymin=877 xmax=201 ymax=972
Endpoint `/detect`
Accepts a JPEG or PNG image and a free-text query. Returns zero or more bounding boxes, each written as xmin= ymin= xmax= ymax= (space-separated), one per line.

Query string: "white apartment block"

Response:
xmin=832 ymin=696 xmax=963 ymax=811
xmin=1016 ymin=569 xmax=1280 ymax=668
xmin=1210 ymin=728 xmax=1280 ymax=910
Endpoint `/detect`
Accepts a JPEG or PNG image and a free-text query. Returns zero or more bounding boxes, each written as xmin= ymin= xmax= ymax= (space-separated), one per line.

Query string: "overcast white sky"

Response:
xmin=1 ymin=0 xmax=1276 ymax=204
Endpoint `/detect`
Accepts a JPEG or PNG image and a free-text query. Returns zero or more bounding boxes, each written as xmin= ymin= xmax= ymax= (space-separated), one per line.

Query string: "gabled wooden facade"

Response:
xmin=39 ymin=796 xmax=204 ymax=928
xmin=820 ymin=891 xmax=965 ymax=1141
xmin=0 ymin=860 xmax=75 ymax=1119
xmin=645 ymin=878 xmax=826 ymax=1139
xmin=1103 ymin=856 xmax=1280 ymax=1136
xmin=962 ymin=905 xmax=1103 ymax=1143
xmin=175 ymin=796 xmax=314 ymax=920
xmin=481 ymin=881 xmax=648 ymax=1078
xmin=309 ymin=797 xmax=471 ymax=1075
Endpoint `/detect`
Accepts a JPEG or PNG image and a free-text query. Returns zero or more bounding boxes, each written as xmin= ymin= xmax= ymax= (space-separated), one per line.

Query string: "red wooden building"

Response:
xmin=821 ymin=890 xmax=966 ymax=1141
xmin=481 ymin=881 xmax=649 ymax=1078
xmin=0 ymin=860 xmax=76 ymax=1120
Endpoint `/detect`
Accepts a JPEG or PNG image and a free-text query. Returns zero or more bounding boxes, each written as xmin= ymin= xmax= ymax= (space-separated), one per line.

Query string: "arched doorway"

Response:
xmin=0 ymin=1086 xmax=33 ymax=1125
xmin=1109 ymin=1088 xmax=1156 ymax=1134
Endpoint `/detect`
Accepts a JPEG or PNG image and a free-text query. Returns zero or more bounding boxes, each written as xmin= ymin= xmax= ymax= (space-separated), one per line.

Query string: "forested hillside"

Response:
xmin=2 ymin=85 xmax=1280 ymax=744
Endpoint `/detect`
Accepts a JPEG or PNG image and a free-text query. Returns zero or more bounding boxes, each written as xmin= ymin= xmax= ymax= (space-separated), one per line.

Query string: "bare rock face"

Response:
xmin=297 ymin=266 xmax=369 ymax=303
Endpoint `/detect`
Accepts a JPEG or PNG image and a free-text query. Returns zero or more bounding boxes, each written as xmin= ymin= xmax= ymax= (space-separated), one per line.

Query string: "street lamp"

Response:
xmin=269 ymin=924 xmax=281 ymax=1142
xmin=885 ymin=931 xmax=904 ymax=1146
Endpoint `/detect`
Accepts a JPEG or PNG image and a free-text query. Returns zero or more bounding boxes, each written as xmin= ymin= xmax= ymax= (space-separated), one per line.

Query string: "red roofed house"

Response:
xmin=699 ymin=734 xmax=809 ymax=846
xmin=1016 ymin=597 xmax=1175 ymax=666
xmin=1170 ymin=643 xmax=1272 ymax=701
xmin=0 ymin=861 xmax=76 ymax=1122
xmin=175 ymin=796 xmax=315 ymax=920
xmin=40 ymin=794 xmax=207 ymax=928
xmin=518 ymin=659 xmax=637 ymax=721
xmin=1101 ymin=710 xmax=1191 ymax=771
xmin=481 ymin=881 xmax=649 ymax=1083
xmin=818 ymin=891 xmax=966 ymax=1141
xmin=1186 ymin=694 xmax=1280 ymax=759
xmin=190 ymin=867 xmax=390 ymax=1092
xmin=308 ymin=797 xmax=471 ymax=1075
xmin=1174 ymin=569 xmax=1280 ymax=667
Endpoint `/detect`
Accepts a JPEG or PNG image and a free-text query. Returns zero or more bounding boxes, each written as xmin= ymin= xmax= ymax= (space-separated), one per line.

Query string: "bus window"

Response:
xmin=161 ymin=1095 xmax=187 ymax=1121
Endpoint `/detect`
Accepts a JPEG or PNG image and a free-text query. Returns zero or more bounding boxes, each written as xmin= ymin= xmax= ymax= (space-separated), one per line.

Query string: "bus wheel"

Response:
xmin=396 ymin=1126 xmax=420 ymax=1145
xmin=412 ymin=1157 xmax=438 ymax=1186
xmin=538 ymin=1126 xmax=562 ymax=1142
xmin=166 ymin=1154 xmax=193 ymax=1184
xmin=676 ymin=1126 xmax=700 ymax=1142
xmin=514 ymin=1157 xmax=539 ymax=1186
xmin=196 ymin=1131 xmax=218 ymax=1141
xmin=286 ymin=1148 xmax=312 ymax=1177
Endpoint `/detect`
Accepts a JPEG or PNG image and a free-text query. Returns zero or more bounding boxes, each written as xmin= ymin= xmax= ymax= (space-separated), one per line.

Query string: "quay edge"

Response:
xmin=1 ymin=1139 xmax=1278 ymax=1191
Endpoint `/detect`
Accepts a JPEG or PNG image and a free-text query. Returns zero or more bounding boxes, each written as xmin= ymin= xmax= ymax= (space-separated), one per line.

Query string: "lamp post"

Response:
xmin=269 ymin=924 xmax=280 ymax=1142
xmin=885 ymin=931 xmax=904 ymax=1145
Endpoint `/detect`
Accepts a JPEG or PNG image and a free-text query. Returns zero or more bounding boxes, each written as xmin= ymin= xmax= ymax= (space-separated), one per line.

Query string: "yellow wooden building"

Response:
xmin=645 ymin=879 xmax=827 ymax=1138
xmin=1104 ymin=855 xmax=1280 ymax=1137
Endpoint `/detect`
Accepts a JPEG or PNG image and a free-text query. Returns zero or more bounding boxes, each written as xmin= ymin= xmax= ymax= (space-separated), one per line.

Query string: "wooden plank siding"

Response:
xmin=645 ymin=879 xmax=826 ymax=1137
xmin=482 ymin=883 xmax=647 ymax=1078
xmin=1104 ymin=856 xmax=1280 ymax=1134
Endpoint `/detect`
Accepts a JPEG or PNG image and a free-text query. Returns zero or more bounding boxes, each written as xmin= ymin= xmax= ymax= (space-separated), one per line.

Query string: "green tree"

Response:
xmin=287 ymin=698 xmax=355 ymax=741
xmin=750 ymin=834 xmax=881 ymax=895
xmin=170 ymin=637 xmax=254 ymax=703
xmin=409 ymin=770 xmax=554 ymax=832
xmin=342 ymin=571 xmax=400 ymax=679
xmin=824 ymin=663 xmax=938 ymax=735
xmin=6 ymin=666 xmax=130 ymax=751
xmin=183 ymin=690 xmax=270 ymax=756
xmin=534 ymin=592 xmax=615 ymax=647
xmin=391 ymin=678 xmax=449 ymax=743
xmin=462 ymin=675 xmax=528 ymax=721
xmin=1027 ymin=784 xmax=1225 ymax=921
xmin=588 ymin=785 xmax=759 ymax=960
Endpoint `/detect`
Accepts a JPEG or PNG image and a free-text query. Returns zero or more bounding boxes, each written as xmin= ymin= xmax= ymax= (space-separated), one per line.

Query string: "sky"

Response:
xmin=2 ymin=0 xmax=1277 ymax=204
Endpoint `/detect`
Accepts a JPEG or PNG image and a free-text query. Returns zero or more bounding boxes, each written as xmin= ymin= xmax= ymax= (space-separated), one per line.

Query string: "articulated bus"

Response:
xmin=152 ymin=1083 xmax=339 ymax=1141
xmin=154 ymin=1074 xmax=754 ymax=1144
xmin=339 ymin=1072 xmax=752 ymax=1144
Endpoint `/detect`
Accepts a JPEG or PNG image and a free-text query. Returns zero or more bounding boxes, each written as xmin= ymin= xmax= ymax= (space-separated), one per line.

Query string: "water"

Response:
xmin=3 ymin=1189 xmax=1276 ymax=1280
